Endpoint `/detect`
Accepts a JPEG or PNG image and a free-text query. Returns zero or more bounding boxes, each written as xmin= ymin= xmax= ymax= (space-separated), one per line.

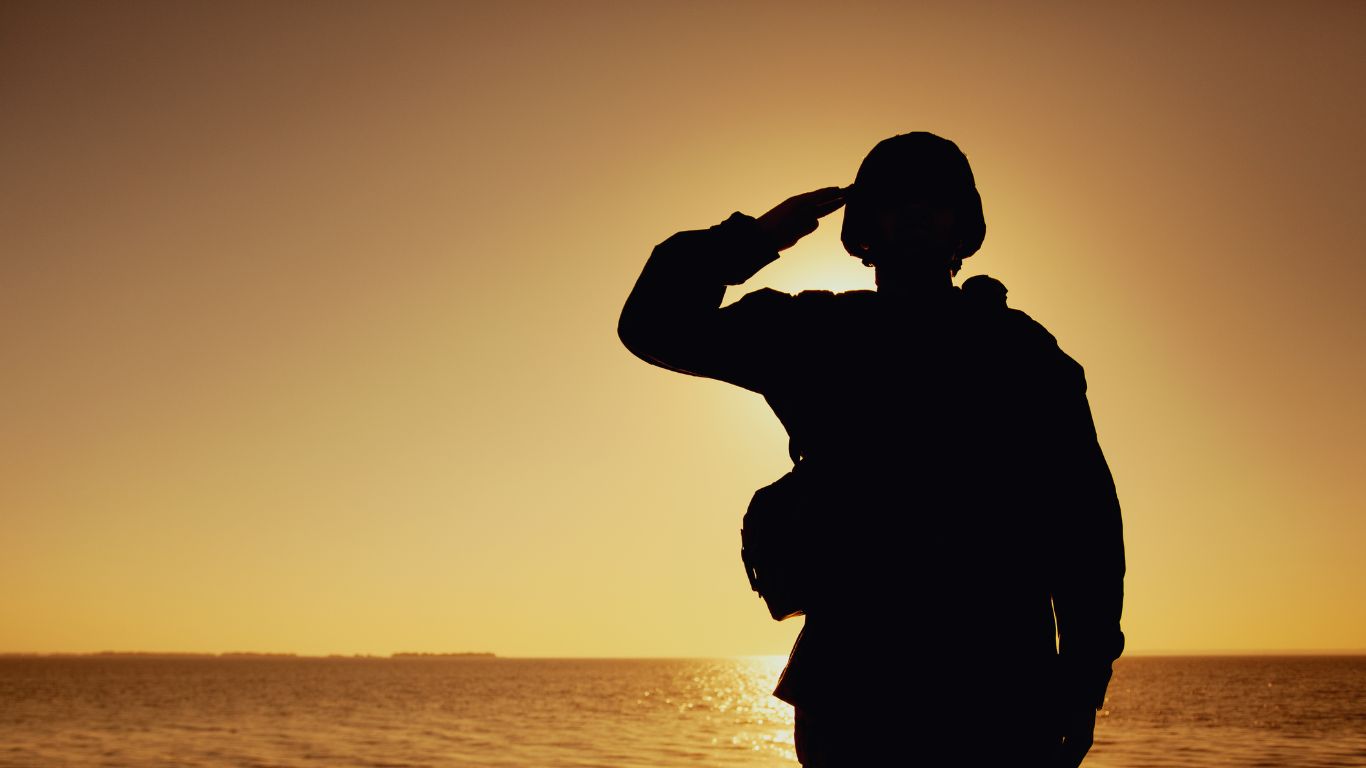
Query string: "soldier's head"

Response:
xmin=841 ymin=132 xmax=985 ymax=291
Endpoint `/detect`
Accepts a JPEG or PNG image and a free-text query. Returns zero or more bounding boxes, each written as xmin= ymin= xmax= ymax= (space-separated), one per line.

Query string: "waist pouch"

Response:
xmin=741 ymin=468 xmax=820 ymax=621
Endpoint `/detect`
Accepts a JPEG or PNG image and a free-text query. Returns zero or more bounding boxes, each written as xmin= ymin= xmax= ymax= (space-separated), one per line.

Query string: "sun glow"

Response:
xmin=3 ymin=1 xmax=1364 ymax=659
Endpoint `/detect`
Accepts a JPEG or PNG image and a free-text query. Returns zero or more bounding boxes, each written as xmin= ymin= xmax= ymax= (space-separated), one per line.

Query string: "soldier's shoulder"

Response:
xmin=961 ymin=274 xmax=1009 ymax=310
xmin=727 ymin=286 xmax=873 ymax=314
xmin=965 ymin=279 xmax=1086 ymax=388
xmin=795 ymin=288 xmax=877 ymax=324
xmin=734 ymin=286 xmax=794 ymax=301
xmin=783 ymin=287 xmax=878 ymax=312
xmin=1001 ymin=307 xmax=1059 ymax=345
xmin=794 ymin=287 xmax=876 ymax=302
xmin=956 ymin=274 xmax=1051 ymax=342
xmin=1001 ymin=308 xmax=1086 ymax=388
xmin=726 ymin=286 xmax=797 ymax=312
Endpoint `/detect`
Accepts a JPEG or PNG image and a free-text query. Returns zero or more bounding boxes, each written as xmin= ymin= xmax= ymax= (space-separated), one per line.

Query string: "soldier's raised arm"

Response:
xmin=618 ymin=187 xmax=845 ymax=392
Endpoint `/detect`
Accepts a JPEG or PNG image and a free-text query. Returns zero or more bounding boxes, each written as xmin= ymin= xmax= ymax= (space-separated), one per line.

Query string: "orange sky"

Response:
xmin=2 ymin=1 xmax=1363 ymax=657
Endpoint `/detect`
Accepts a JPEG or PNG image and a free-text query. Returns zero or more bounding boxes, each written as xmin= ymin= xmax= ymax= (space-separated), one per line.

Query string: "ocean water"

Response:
xmin=1 ymin=655 xmax=1362 ymax=767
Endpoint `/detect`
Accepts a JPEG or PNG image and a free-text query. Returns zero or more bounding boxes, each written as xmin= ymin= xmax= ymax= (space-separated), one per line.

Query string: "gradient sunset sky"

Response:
xmin=3 ymin=1 xmax=1363 ymax=657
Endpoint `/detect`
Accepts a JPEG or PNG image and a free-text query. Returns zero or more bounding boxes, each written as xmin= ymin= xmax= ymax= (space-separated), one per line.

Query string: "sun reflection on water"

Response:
xmin=626 ymin=656 xmax=797 ymax=764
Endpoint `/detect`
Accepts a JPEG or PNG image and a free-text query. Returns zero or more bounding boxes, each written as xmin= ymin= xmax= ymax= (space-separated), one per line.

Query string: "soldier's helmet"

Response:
xmin=841 ymin=132 xmax=986 ymax=270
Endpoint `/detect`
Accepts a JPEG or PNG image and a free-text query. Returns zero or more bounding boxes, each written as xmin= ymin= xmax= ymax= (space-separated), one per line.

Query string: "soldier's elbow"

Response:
xmin=617 ymin=310 xmax=660 ymax=365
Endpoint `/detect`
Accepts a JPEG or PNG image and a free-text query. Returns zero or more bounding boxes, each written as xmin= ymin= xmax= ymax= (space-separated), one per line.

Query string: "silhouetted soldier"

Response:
xmin=619 ymin=132 xmax=1124 ymax=766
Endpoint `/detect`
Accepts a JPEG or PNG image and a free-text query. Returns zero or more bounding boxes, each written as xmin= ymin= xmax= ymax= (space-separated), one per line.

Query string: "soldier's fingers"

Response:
xmin=791 ymin=186 xmax=844 ymax=206
xmin=810 ymin=197 xmax=846 ymax=218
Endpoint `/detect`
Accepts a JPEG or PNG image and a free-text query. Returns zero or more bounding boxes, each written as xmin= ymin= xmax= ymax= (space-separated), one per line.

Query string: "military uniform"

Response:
xmin=619 ymin=212 xmax=1125 ymax=765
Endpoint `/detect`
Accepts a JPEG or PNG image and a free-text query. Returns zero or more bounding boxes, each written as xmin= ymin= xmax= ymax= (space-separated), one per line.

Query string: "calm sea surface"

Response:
xmin=1 ymin=655 xmax=1363 ymax=767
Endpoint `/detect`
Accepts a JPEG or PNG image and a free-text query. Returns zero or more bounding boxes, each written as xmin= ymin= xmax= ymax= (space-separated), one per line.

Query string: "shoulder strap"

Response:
xmin=961 ymin=274 xmax=1008 ymax=309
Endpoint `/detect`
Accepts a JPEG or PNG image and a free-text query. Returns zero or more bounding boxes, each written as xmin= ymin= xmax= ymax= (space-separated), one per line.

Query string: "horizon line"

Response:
xmin=3 ymin=649 xmax=1365 ymax=659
